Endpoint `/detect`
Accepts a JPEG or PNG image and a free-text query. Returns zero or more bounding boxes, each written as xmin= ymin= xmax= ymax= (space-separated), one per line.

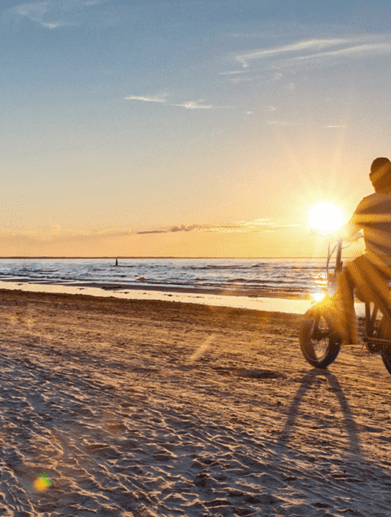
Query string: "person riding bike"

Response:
xmin=333 ymin=157 xmax=391 ymax=345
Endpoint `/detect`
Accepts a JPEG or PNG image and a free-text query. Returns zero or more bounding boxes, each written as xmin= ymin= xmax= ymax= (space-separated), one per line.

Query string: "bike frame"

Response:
xmin=330 ymin=239 xmax=391 ymax=350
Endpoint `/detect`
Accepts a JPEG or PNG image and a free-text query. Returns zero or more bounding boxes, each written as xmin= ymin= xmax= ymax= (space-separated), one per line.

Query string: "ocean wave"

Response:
xmin=290 ymin=266 xmax=325 ymax=270
xmin=188 ymin=264 xmax=248 ymax=271
xmin=0 ymin=258 xmax=327 ymax=297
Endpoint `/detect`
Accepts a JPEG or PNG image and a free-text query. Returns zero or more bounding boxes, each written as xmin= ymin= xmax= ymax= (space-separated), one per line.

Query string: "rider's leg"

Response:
xmin=346 ymin=255 xmax=391 ymax=329
xmin=325 ymin=268 xmax=354 ymax=344
xmin=336 ymin=268 xmax=358 ymax=344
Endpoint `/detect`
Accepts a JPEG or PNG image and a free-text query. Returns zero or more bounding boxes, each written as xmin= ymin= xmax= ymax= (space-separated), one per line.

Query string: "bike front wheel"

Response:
xmin=299 ymin=307 xmax=341 ymax=368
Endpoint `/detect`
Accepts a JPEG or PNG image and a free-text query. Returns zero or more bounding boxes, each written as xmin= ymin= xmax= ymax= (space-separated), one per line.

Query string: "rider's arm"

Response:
xmin=341 ymin=220 xmax=360 ymax=241
xmin=341 ymin=206 xmax=363 ymax=241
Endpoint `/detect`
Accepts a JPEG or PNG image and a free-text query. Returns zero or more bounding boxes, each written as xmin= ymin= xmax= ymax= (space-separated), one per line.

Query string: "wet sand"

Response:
xmin=0 ymin=289 xmax=389 ymax=516
xmin=0 ymin=278 xmax=309 ymax=298
xmin=0 ymin=280 xmax=316 ymax=315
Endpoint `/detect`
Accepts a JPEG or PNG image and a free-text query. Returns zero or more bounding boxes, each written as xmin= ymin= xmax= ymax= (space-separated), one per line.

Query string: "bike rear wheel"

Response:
xmin=299 ymin=307 xmax=341 ymax=368
xmin=379 ymin=317 xmax=391 ymax=375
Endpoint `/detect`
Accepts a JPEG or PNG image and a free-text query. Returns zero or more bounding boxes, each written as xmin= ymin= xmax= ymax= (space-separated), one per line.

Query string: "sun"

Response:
xmin=309 ymin=202 xmax=344 ymax=234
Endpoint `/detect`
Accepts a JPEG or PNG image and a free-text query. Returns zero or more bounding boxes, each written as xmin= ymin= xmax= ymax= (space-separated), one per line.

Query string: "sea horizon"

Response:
xmin=0 ymin=255 xmax=341 ymax=259
xmin=0 ymin=256 xmax=360 ymax=315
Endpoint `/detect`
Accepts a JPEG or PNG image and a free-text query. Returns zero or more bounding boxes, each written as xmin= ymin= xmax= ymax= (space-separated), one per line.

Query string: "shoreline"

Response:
xmin=0 ymin=279 xmax=315 ymax=314
xmin=0 ymin=279 xmax=366 ymax=316
xmin=0 ymin=277 xmax=310 ymax=299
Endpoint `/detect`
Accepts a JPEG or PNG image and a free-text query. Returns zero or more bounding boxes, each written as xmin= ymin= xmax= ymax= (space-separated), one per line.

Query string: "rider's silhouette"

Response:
xmin=335 ymin=157 xmax=391 ymax=344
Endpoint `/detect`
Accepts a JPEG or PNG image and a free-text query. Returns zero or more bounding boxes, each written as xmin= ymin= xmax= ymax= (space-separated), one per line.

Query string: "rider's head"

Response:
xmin=370 ymin=157 xmax=391 ymax=193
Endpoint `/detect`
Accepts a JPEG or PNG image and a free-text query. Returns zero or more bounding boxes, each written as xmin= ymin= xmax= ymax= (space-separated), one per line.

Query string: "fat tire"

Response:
xmin=299 ymin=307 xmax=341 ymax=369
xmin=381 ymin=348 xmax=391 ymax=375
xmin=379 ymin=317 xmax=391 ymax=375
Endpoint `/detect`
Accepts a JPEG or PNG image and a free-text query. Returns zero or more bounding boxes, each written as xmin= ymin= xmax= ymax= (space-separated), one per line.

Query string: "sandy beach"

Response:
xmin=0 ymin=289 xmax=390 ymax=516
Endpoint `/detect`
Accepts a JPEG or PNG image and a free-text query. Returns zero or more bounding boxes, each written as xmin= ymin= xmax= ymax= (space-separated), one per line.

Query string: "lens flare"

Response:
xmin=32 ymin=473 xmax=52 ymax=492
xmin=311 ymin=288 xmax=326 ymax=303
xmin=309 ymin=202 xmax=344 ymax=234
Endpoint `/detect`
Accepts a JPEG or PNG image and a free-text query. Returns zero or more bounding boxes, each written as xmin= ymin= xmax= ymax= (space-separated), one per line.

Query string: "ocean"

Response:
xmin=0 ymin=257 xmax=342 ymax=315
xmin=0 ymin=257 xmax=328 ymax=298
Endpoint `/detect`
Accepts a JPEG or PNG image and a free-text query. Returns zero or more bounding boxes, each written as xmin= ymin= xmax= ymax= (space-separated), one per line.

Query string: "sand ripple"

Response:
xmin=0 ymin=291 xmax=389 ymax=516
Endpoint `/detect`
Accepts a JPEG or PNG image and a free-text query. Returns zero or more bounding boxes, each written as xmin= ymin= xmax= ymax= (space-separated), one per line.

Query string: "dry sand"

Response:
xmin=0 ymin=289 xmax=389 ymax=516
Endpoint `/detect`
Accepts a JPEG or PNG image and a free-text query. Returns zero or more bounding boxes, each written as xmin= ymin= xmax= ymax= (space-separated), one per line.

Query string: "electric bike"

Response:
xmin=299 ymin=237 xmax=391 ymax=374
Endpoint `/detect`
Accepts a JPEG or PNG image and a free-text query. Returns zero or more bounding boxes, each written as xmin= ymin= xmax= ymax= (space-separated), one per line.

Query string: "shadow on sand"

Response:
xmin=279 ymin=368 xmax=362 ymax=457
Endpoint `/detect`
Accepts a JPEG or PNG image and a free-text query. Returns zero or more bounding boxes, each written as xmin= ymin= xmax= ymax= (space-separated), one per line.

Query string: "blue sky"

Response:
xmin=1 ymin=0 xmax=391 ymax=256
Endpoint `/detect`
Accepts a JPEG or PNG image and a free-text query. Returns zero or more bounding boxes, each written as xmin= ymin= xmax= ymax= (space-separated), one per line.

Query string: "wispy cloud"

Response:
xmin=137 ymin=230 xmax=166 ymax=235
xmin=125 ymin=94 xmax=222 ymax=110
xmin=9 ymin=0 xmax=109 ymax=29
xmin=235 ymin=36 xmax=391 ymax=70
xmin=12 ymin=1 xmax=69 ymax=29
xmin=137 ymin=219 xmax=300 ymax=235
xmin=218 ymin=70 xmax=245 ymax=76
xmin=124 ymin=94 xmax=168 ymax=103
xmin=292 ymin=41 xmax=391 ymax=64
xmin=0 ymin=219 xmax=300 ymax=246
xmin=236 ymin=38 xmax=348 ymax=67
xmin=138 ymin=225 xmax=198 ymax=235
xmin=171 ymin=99 xmax=214 ymax=110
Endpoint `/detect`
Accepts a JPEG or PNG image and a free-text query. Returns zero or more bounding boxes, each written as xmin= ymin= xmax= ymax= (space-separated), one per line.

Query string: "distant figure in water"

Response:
xmin=115 ymin=258 xmax=118 ymax=267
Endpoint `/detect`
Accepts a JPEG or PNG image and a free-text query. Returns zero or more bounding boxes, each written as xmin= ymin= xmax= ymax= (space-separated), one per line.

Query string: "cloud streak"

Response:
xmin=137 ymin=219 xmax=300 ymax=235
xmin=0 ymin=219 xmax=300 ymax=248
xmin=171 ymin=99 xmax=214 ymax=110
xmin=125 ymin=94 xmax=221 ymax=110
xmin=234 ymin=36 xmax=391 ymax=70
xmin=218 ymin=70 xmax=245 ymax=76
xmin=124 ymin=94 xmax=168 ymax=103
xmin=9 ymin=0 xmax=109 ymax=29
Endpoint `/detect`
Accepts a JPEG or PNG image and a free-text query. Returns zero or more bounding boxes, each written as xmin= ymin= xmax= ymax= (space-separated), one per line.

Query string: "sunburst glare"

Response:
xmin=309 ymin=202 xmax=345 ymax=234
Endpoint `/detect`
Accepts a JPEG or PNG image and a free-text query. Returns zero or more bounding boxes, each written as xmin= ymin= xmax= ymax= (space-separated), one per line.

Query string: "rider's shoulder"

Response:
xmin=364 ymin=192 xmax=391 ymax=202
xmin=355 ymin=192 xmax=391 ymax=213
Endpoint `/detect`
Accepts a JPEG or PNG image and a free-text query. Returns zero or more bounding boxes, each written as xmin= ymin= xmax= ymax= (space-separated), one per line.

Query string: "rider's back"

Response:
xmin=352 ymin=192 xmax=391 ymax=265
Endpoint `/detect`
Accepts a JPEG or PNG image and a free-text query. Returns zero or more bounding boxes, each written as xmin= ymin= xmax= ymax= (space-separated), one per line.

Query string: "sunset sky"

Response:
xmin=2 ymin=0 xmax=391 ymax=257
